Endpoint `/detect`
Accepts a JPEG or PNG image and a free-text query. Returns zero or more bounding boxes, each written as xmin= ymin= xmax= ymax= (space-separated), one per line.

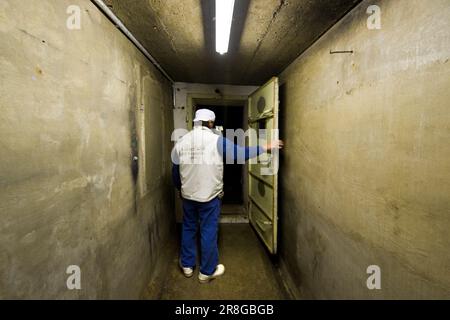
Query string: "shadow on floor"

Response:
xmin=143 ymin=224 xmax=290 ymax=300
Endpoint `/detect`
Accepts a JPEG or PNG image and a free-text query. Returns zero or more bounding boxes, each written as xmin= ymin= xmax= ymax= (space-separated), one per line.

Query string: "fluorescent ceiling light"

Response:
xmin=216 ymin=0 xmax=235 ymax=55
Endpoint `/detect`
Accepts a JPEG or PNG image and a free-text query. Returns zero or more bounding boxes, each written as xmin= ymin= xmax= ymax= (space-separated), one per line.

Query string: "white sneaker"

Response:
xmin=179 ymin=260 xmax=194 ymax=278
xmin=198 ymin=264 xmax=225 ymax=283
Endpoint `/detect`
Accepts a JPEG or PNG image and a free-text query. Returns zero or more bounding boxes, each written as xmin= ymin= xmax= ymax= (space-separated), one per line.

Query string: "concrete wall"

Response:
xmin=0 ymin=0 xmax=174 ymax=299
xmin=278 ymin=0 xmax=450 ymax=299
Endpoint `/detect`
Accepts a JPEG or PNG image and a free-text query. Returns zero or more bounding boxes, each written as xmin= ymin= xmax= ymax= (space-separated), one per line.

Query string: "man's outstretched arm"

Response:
xmin=218 ymin=136 xmax=284 ymax=162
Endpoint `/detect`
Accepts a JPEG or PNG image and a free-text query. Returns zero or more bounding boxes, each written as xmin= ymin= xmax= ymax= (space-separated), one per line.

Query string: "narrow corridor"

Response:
xmin=1 ymin=0 xmax=449 ymax=301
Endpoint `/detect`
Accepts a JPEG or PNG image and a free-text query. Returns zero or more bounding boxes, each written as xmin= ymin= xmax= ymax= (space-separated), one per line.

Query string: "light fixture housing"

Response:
xmin=216 ymin=0 xmax=235 ymax=55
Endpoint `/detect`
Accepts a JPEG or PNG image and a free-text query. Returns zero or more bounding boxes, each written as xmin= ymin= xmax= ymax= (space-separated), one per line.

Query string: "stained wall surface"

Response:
xmin=278 ymin=0 xmax=450 ymax=299
xmin=0 ymin=0 xmax=174 ymax=298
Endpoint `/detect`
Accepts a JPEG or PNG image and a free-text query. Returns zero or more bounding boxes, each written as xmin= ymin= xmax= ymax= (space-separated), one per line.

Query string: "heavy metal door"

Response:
xmin=248 ymin=77 xmax=279 ymax=254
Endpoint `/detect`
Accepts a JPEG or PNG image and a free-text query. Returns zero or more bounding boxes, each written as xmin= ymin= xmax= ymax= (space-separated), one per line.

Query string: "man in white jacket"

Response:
xmin=172 ymin=109 xmax=283 ymax=283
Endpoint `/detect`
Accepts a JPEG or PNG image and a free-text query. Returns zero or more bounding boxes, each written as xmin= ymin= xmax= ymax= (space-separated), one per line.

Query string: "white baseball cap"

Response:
xmin=193 ymin=109 xmax=216 ymax=122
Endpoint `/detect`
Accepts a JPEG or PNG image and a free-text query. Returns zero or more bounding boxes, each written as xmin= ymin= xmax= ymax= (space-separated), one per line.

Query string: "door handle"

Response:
xmin=260 ymin=154 xmax=272 ymax=166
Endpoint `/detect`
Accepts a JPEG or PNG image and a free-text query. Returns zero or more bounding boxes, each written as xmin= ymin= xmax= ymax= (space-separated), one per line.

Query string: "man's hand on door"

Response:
xmin=264 ymin=140 xmax=284 ymax=153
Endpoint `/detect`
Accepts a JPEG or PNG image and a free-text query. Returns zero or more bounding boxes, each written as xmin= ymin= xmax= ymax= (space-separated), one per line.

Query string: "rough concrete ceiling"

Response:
xmin=104 ymin=0 xmax=361 ymax=85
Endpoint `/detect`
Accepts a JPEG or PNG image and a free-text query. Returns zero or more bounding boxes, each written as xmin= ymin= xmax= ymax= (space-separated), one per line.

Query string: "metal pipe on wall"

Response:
xmin=91 ymin=0 xmax=174 ymax=83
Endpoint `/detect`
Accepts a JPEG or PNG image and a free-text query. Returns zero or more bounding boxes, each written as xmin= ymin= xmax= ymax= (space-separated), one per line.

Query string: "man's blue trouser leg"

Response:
xmin=180 ymin=197 xmax=221 ymax=276
xmin=198 ymin=197 xmax=221 ymax=275
xmin=180 ymin=199 xmax=198 ymax=269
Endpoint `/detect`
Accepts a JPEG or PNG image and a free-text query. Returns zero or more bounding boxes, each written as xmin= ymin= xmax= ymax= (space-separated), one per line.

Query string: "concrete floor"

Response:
xmin=144 ymin=224 xmax=290 ymax=300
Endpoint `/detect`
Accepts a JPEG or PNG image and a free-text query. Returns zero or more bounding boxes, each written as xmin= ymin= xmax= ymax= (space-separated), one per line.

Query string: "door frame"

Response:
xmin=186 ymin=93 xmax=248 ymax=129
xmin=181 ymin=93 xmax=251 ymax=223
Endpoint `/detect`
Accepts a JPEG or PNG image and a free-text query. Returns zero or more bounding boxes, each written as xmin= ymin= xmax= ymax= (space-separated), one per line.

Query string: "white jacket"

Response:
xmin=174 ymin=126 xmax=224 ymax=202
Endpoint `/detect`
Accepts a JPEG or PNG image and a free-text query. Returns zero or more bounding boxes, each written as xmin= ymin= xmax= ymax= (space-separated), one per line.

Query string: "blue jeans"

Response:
xmin=180 ymin=197 xmax=221 ymax=275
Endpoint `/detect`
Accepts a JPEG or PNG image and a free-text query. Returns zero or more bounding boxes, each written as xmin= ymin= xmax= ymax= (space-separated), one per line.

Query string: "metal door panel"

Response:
xmin=248 ymin=77 xmax=279 ymax=254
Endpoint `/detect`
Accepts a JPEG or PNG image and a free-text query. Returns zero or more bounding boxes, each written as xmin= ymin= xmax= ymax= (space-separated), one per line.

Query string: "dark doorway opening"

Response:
xmin=196 ymin=104 xmax=245 ymax=206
